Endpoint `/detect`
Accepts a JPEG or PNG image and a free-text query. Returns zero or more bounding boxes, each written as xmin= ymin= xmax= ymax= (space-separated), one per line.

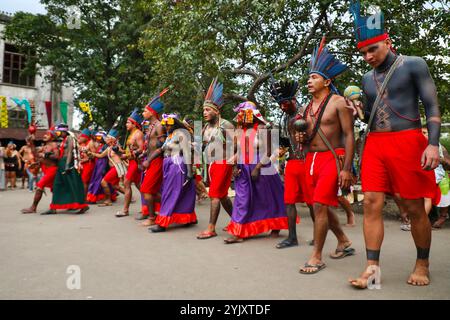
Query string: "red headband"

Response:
xmin=145 ymin=105 xmax=160 ymax=120
xmin=80 ymin=134 xmax=91 ymax=140
xmin=357 ymin=33 xmax=389 ymax=49
xmin=127 ymin=117 xmax=141 ymax=128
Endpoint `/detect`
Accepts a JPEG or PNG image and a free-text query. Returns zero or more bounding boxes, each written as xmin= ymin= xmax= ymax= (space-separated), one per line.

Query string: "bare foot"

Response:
xmin=345 ymin=212 xmax=356 ymax=227
xmin=432 ymin=216 xmax=447 ymax=229
xmin=98 ymin=201 xmax=112 ymax=207
xmin=21 ymin=207 xmax=36 ymax=214
xmin=348 ymin=265 xmax=379 ymax=289
xmin=407 ymin=262 xmax=430 ymax=286
xmin=270 ymin=230 xmax=280 ymax=238
xmin=141 ymin=218 xmax=156 ymax=227
xmin=224 ymin=236 xmax=243 ymax=244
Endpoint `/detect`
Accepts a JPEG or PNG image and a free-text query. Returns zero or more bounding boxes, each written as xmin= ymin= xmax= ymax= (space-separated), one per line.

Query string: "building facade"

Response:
xmin=0 ymin=12 xmax=74 ymax=141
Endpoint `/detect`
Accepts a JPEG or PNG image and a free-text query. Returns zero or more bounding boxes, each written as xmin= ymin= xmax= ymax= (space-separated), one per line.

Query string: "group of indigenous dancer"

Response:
xmin=21 ymin=124 xmax=89 ymax=215
xmin=19 ymin=0 xmax=443 ymax=290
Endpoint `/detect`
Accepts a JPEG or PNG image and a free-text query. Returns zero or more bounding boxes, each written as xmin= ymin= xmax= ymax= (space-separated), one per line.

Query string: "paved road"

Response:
xmin=1 ymin=188 xmax=449 ymax=300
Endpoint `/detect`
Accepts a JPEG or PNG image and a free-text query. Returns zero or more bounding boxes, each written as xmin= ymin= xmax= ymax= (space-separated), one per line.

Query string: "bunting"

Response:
xmin=79 ymin=102 xmax=93 ymax=122
xmin=0 ymin=96 xmax=8 ymax=128
xmin=60 ymin=101 xmax=68 ymax=124
xmin=11 ymin=97 xmax=32 ymax=125
xmin=45 ymin=101 xmax=53 ymax=128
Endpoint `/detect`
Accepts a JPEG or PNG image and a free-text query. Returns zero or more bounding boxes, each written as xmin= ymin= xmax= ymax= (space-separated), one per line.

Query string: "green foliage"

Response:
xmin=4 ymin=0 xmax=449 ymax=129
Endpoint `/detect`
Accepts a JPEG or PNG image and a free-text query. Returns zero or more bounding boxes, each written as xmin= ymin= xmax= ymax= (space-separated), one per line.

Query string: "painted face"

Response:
xmin=106 ymin=136 xmax=116 ymax=146
xmin=165 ymin=124 xmax=174 ymax=134
xmin=203 ymin=106 xmax=218 ymax=122
xmin=78 ymin=135 xmax=87 ymax=144
xmin=43 ymin=133 xmax=51 ymax=142
xmin=359 ymin=40 xmax=391 ymax=68
xmin=280 ymin=100 xmax=296 ymax=114
xmin=307 ymin=73 xmax=330 ymax=94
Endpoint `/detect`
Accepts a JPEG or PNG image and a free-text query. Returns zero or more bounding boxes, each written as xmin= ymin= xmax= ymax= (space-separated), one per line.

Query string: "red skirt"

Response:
xmin=36 ymin=165 xmax=58 ymax=190
xmin=125 ymin=159 xmax=141 ymax=185
xmin=81 ymin=160 xmax=95 ymax=184
xmin=140 ymin=157 xmax=163 ymax=195
xmin=103 ymin=167 xmax=120 ymax=186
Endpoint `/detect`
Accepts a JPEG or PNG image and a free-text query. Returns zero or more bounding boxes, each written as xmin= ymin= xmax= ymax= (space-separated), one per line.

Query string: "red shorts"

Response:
xmin=103 ymin=167 xmax=120 ymax=186
xmin=284 ymin=159 xmax=308 ymax=204
xmin=36 ymin=165 xmax=57 ymax=190
xmin=361 ymin=129 xmax=441 ymax=205
xmin=125 ymin=159 xmax=141 ymax=185
xmin=140 ymin=157 xmax=163 ymax=195
xmin=81 ymin=160 xmax=95 ymax=184
xmin=305 ymin=148 xmax=345 ymax=207
xmin=208 ymin=160 xmax=233 ymax=199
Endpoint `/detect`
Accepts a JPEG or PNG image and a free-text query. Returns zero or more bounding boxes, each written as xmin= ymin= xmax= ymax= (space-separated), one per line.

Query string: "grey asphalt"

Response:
xmin=0 ymin=188 xmax=449 ymax=300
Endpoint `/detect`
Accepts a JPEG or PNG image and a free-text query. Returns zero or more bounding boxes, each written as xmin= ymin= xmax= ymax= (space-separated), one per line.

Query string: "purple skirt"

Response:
xmin=156 ymin=156 xmax=197 ymax=227
xmin=228 ymin=163 xmax=287 ymax=238
xmin=86 ymin=158 xmax=115 ymax=203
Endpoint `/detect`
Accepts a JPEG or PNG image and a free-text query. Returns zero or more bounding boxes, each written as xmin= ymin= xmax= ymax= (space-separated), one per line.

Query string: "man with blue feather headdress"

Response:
xmin=295 ymin=37 xmax=356 ymax=275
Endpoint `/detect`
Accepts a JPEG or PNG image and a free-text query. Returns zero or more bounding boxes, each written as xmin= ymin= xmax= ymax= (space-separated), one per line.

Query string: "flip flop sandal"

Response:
xmin=115 ymin=211 xmax=129 ymax=218
xmin=400 ymin=223 xmax=411 ymax=231
xmin=299 ymin=263 xmax=326 ymax=274
xmin=196 ymin=231 xmax=218 ymax=240
xmin=330 ymin=247 xmax=355 ymax=259
xmin=276 ymin=239 xmax=299 ymax=249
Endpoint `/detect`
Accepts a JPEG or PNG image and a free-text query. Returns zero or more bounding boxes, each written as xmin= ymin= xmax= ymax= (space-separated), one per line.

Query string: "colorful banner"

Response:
xmin=45 ymin=101 xmax=52 ymax=128
xmin=11 ymin=97 xmax=32 ymax=124
xmin=0 ymin=96 xmax=8 ymax=128
xmin=79 ymin=102 xmax=93 ymax=122
xmin=60 ymin=101 xmax=68 ymax=124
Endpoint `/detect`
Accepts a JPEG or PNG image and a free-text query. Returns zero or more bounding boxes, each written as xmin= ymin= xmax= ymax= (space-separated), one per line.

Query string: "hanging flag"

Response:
xmin=45 ymin=101 xmax=52 ymax=128
xmin=60 ymin=101 xmax=68 ymax=124
xmin=79 ymin=102 xmax=93 ymax=122
xmin=0 ymin=96 xmax=8 ymax=128
xmin=11 ymin=97 xmax=32 ymax=125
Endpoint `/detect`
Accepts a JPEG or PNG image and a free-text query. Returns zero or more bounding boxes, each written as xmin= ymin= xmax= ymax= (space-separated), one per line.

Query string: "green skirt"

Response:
xmin=50 ymin=158 xmax=88 ymax=210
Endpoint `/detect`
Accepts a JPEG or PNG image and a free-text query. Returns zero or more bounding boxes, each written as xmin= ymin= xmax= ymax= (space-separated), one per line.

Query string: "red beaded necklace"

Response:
xmin=304 ymin=92 xmax=332 ymax=120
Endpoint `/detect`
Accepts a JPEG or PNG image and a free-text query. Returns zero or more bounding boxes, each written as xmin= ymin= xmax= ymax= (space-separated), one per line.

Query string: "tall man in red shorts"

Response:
xmin=196 ymin=78 xmax=235 ymax=239
xmin=116 ymin=110 xmax=145 ymax=217
xmin=139 ymin=90 xmax=167 ymax=226
xmin=269 ymin=79 xmax=315 ymax=249
xmin=348 ymin=1 xmax=441 ymax=288
xmin=21 ymin=127 xmax=59 ymax=213
xmin=296 ymin=38 xmax=355 ymax=274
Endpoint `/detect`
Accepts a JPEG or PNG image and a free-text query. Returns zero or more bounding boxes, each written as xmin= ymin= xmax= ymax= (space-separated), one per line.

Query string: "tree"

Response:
xmin=139 ymin=0 xmax=449 ymax=121
xmin=4 ymin=0 xmax=156 ymax=130
xmin=5 ymin=0 xmax=449 ymax=128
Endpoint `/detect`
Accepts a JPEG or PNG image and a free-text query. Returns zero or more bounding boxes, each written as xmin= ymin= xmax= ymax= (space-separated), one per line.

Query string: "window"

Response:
xmin=2 ymin=43 xmax=36 ymax=87
xmin=7 ymin=109 xmax=27 ymax=128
